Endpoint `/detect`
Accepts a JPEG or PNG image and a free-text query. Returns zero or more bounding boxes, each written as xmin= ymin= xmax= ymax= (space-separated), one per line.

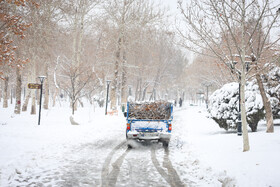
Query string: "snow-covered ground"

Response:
xmin=176 ymin=106 xmax=280 ymax=187
xmin=0 ymin=102 xmax=279 ymax=186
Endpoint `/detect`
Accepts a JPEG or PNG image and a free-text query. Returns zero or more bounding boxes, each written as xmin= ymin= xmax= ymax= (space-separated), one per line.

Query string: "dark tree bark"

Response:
xmin=14 ymin=67 xmax=22 ymax=114
xmin=3 ymin=76 xmax=9 ymax=108
xmin=43 ymin=64 xmax=49 ymax=109
xmin=256 ymin=73 xmax=274 ymax=133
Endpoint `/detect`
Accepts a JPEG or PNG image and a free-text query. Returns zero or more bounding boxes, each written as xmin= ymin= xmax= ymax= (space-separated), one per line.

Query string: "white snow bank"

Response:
xmin=1 ymin=101 xmax=280 ymax=186
xmin=175 ymin=106 xmax=280 ymax=187
xmin=0 ymin=103 xmax=126 ymax=186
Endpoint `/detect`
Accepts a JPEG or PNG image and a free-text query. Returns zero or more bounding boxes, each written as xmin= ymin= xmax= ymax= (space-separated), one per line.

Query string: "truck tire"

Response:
xmin=162 ymin=140 xmax=169 ymax=148
xmin=126 ymin=131 xmax=133 ymax=148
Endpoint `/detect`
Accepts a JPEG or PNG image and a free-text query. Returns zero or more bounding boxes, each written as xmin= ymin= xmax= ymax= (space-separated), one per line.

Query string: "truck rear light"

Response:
xmin=127 ymin=123 xmax=131 ymax=130
xmin=168 ymin=124 xmax=172 ymax=131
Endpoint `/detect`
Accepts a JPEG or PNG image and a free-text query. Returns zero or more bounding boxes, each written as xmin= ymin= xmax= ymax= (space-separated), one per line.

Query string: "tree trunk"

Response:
xmin=31 ymin=61 xmax=36 ymax=114
xmin=31 ymin=90 xmax=36 ymax=115
xmin=240 ymin=68 xmax=250 ymax=152
xmin=10 ymin=87 xmax=13 ymax=104
xmin=74 ymin=99 xmax=78 ymax=111
xmin=72 ymin=100 xmax=75 ymax=115
xmin=111 ymin=37 xmax=121 ymax=109
xmin=138 ymin=79 xmax=142 ymax=101
xmin=43 ymin=64 xmax=49 ymax=109
xmin=121 ymin=49 xmax=127 ymax=104
xmin=3 ymin=76 xmax=9 ymax=108
xmin=141 ymin=86 xmax=147 ymax=101
xmin=22 ymin=90 xmax=31 ymax=112
xmin=256 ymin=73 xmax=274 ymax=133
xmin=14 ymin=67 xmax=22 ymax=114
xmin=52 ymin=87 xmax=59 ymax=107
xmin=135 ymin=78 xmax=139 ymax=101
xmin=36 ymin=89 xmax=40 ymax=105
xmin=71 ymin=11 xmax=78 ymax=112
xmin=241 ymin=2 xmax=249 ymax=152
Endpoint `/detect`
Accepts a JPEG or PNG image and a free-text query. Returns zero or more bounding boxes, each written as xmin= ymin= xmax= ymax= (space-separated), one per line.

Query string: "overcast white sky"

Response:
xmin=162 ymin=0 xmax=178 ymax=12
xmin=161 ymin=0 xmax=181 ymax=20
xmin=159 ymin=0 xmax=280 ymax=63
xmin=160 ymin=0 xmax=194 ymax=63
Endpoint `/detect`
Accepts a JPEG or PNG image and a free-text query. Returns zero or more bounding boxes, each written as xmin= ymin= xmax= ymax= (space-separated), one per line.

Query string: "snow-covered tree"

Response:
xmin=55 ymin=56 xmax=100 ymax=115
xmin=0 ymin=0 xmax=35 ymax=77
xmin=0 ymin=0 xmax=37 ymax=109
xmin=208 ymin=82 xmax=264 ymax=132
xmin=102 ymin=0 xmax=166 ymax=108
xmin=178 ymin=0 xmax=280 ymax=151
xmin=263 ymin=64 xmax=280 ymax=119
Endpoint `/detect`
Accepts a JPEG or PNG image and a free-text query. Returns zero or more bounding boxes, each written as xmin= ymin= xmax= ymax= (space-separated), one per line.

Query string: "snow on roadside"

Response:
xmin=0 ymin=104 xmax=126 ymax=186
xmin=1 ymin=102 xmax=280 ymax=186
xmin=175 ymin=105 xmax=280 ymax=187
xmin=170 ymin=107 xmax=236 ymax=186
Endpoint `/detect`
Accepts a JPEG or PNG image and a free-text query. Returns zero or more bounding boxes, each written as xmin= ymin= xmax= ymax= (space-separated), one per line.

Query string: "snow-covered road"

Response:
xmin=0 ymin=105 xmax=235 ymax=186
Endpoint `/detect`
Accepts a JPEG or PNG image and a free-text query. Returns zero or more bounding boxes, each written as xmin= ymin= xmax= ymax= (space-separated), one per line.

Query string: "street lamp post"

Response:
xmin=202 ymin=82 xmax=212 ymax=109
xmin=105 ymin=80 xmax=111 ymax=115
xmin=38 ymin=76 xmax=46 ymax=125
xmin=205 ymin=84 xmax=211 ymax=109
xmin=237 ymin=76 xmax=242 ymax=136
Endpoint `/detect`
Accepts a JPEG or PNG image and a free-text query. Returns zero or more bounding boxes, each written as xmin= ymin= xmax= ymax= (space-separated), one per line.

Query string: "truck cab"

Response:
xmin=125 ymin=101 xmax=173 ymax=148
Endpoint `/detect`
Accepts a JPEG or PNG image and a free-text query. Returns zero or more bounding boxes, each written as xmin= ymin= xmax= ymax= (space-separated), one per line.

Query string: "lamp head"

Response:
xmin=106 ymin=80 xmax=111 ymax=85
xmin=38 ymin=76 xmax=46 ymax=83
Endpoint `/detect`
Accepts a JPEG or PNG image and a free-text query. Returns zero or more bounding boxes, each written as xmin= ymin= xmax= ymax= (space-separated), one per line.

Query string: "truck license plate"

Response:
xmin=142 ymin=133 xmax=157 ymax=137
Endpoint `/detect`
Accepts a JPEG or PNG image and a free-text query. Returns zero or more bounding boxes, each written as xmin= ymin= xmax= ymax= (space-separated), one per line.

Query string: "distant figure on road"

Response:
xmin=174 ymin=99 xmax=177 ymax=107
xmin=179 ymin=98 xmax=183 ymax=107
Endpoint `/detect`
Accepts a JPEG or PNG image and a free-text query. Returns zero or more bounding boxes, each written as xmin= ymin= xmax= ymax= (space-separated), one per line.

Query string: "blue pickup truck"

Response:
xmin=124 ymin=101 xmax=173 ymax=148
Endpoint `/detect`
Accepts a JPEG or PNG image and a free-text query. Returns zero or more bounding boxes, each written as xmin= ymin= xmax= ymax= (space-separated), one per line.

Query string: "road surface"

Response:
xmin=5 ymin=108 xmax=232 ymax=186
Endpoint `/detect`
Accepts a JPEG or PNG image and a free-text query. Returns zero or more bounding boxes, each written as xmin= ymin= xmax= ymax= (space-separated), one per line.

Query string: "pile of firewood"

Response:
xmin=128 ymin=101 xmax=172 ymax=120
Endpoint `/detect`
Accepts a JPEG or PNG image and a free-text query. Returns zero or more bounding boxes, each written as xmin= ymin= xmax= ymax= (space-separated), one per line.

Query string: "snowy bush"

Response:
xmin=208 ymin=83 xmax=239 ymax=130
xmin=246 ymin=81 xmax=265 ymax=131
xmin=263 ymin=64 xmax=280 ymax=119
xmin=208 ymin=82 xmax=264 ymax=132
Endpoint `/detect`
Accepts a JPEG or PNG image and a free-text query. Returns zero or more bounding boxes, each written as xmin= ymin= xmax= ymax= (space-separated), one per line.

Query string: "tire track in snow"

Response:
xmin=151 ymin=147 xmax=185 ymax=187
xmin=101 ymin=140 xmax=186 ymax=187
xmin=101 ymin=140 xmax=130 ymax=187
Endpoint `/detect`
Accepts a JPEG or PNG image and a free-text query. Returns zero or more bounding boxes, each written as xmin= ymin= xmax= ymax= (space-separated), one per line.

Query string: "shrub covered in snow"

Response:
xmin=262 ymin=64 xmax=280 ymax=119
xmin=208 ymin=83 xmax=239 ymax=130
xmin=208 ymin=82 xmax=264 ymax=132
xmin=246 ymin=81 xmax=265 ymax=131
